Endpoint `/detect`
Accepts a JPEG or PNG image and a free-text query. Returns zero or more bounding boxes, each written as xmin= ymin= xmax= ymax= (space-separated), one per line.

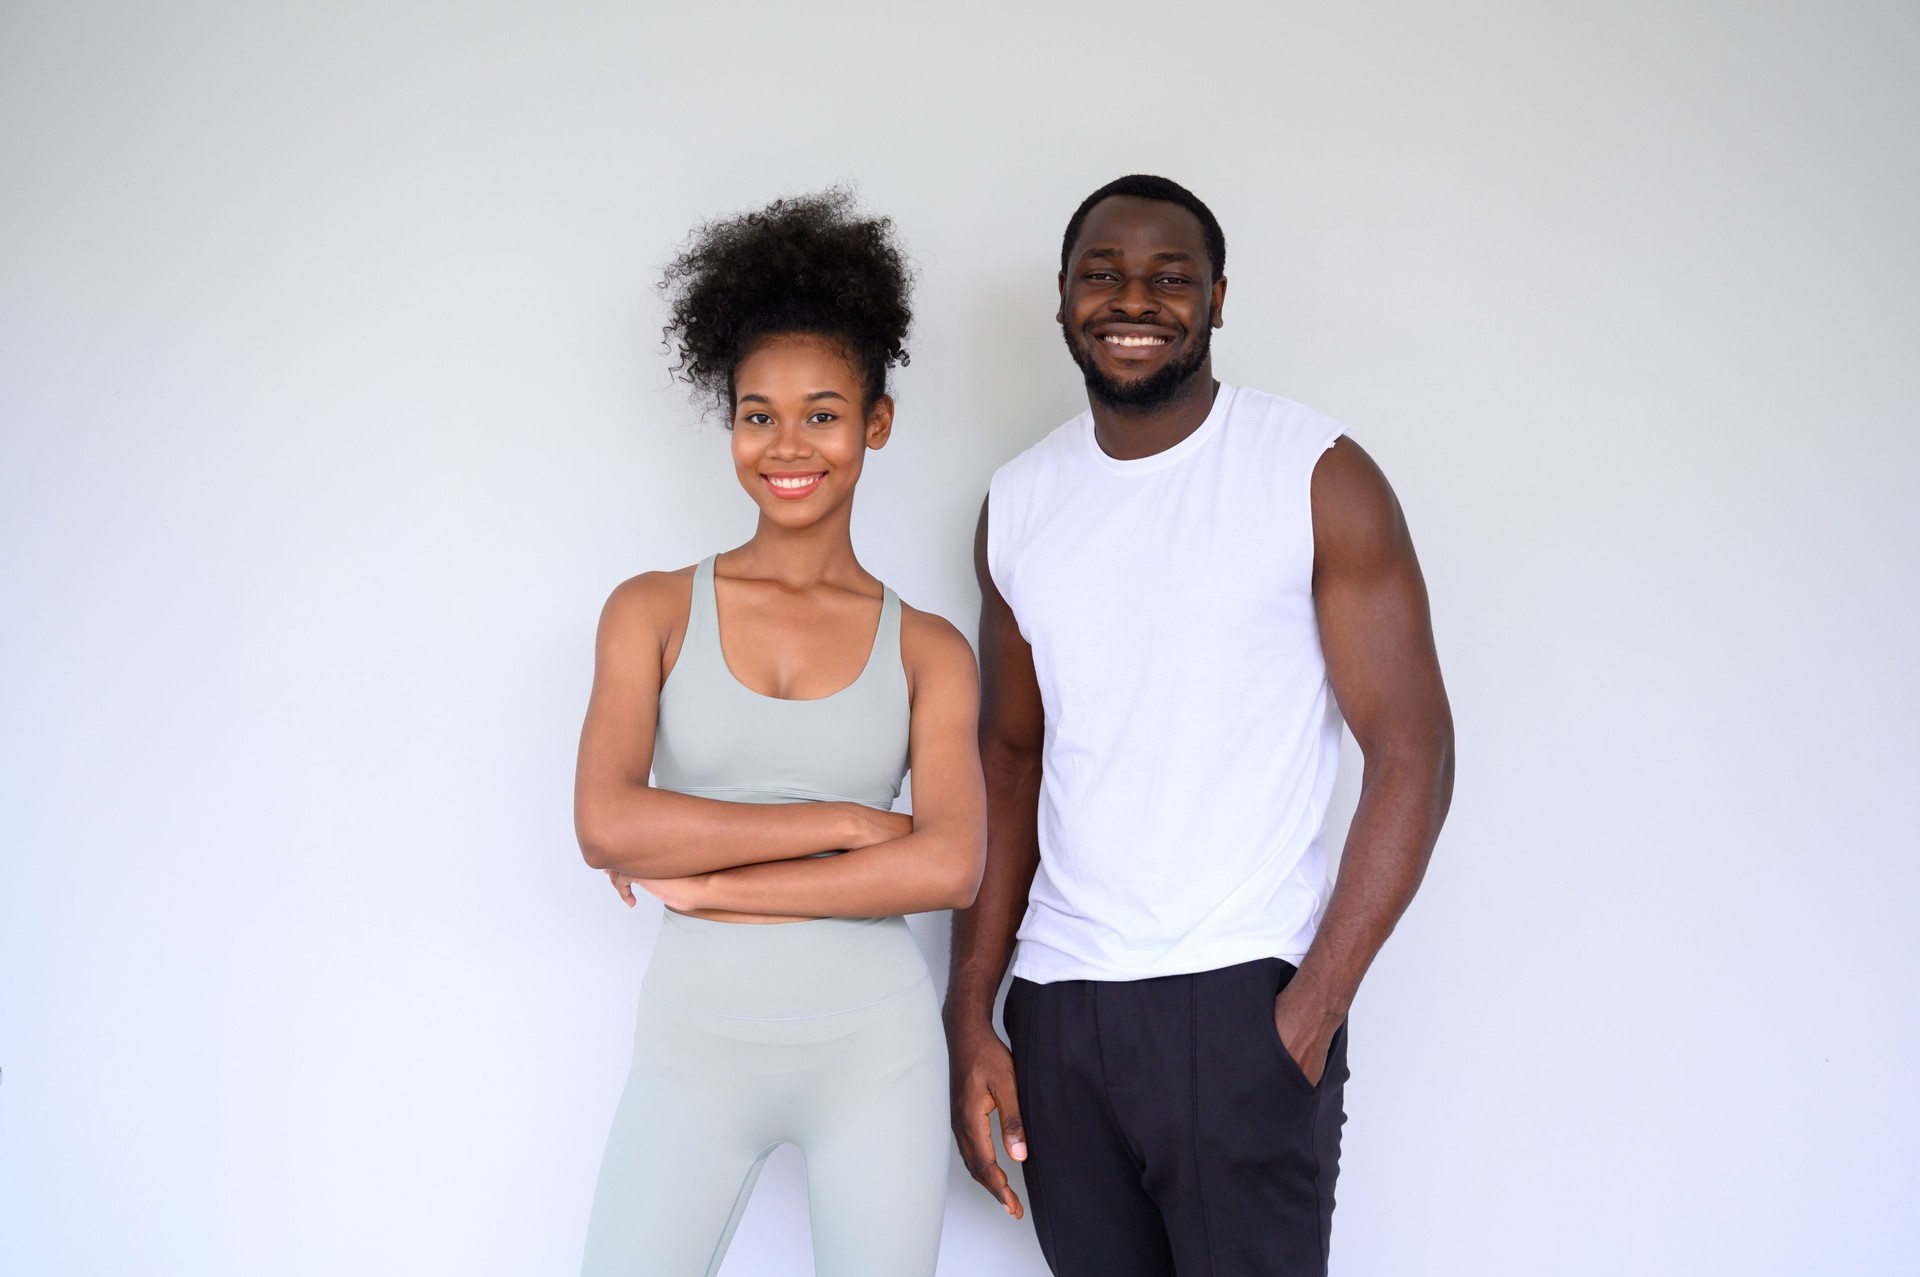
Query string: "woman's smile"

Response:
xmin=762 ymin=470 xmax=827 ymax=499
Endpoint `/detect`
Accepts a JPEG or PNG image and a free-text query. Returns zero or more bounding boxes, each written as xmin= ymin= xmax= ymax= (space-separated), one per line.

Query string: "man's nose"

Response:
xmin=1111 ymin=275 xmax=1157 ymax=317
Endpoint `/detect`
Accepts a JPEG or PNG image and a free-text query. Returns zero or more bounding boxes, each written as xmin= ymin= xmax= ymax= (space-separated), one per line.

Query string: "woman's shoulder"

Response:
xmin=598 ymin=565 xmax=698 ymax=639
xmin=898 ymin=600 xmax=977 ymax=689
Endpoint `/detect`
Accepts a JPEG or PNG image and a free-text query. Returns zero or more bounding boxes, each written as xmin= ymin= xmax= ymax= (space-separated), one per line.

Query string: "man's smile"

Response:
xmin=1089 ymin=323 xmax=1182 ymax=364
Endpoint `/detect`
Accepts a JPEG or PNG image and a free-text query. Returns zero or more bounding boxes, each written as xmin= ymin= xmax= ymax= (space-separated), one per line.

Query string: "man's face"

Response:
xmin=1058 ymin=196 xmax=1227 ymax=411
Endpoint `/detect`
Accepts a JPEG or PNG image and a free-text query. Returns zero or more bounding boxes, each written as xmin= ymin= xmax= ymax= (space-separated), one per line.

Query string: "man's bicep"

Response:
xmin=1311 ymin=440 xmax=1450 ymax=748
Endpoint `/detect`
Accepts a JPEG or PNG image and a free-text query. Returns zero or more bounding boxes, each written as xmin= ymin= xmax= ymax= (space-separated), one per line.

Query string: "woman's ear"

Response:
xmin=865 ymin=394 xmax=895 ymax=450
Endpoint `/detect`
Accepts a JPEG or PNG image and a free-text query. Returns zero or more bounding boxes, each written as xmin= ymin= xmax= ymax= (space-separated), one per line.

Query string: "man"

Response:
xmin=944 ymin=174 xmax=1455 ymax=1276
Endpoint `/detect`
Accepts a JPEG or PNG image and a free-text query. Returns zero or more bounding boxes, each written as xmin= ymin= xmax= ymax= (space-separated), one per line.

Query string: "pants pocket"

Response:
xmin=1264 ymin=959 xmax=1328 ymax=1094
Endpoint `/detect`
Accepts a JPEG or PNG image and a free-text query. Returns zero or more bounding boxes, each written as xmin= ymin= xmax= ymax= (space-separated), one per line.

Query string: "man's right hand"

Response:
xmin=948 ymin=1019 xmax=1028 ymax=1219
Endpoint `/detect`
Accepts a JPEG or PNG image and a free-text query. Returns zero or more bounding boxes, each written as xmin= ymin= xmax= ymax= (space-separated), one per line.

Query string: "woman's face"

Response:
xmin=730 ymin=334 xmax=892 ymax=529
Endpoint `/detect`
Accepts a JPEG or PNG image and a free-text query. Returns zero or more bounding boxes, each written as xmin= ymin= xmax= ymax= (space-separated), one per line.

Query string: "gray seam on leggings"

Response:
xmin=642 ymin=973 xmax=931 ymax=1023
xmin=703 ymin=1143 xmax=779 ymax=1277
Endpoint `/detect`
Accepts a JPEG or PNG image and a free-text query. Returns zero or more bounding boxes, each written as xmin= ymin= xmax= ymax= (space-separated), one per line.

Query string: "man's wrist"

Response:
xmin=1280 ymin=964 xmax=1353 ymax=1031
xmin=941 ymin=990 xmax=1001 ymax=1033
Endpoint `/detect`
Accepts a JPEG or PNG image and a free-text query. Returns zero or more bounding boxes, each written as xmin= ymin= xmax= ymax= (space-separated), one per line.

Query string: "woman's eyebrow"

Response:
xmin=735 ymin=389 xmax=849 ymax=405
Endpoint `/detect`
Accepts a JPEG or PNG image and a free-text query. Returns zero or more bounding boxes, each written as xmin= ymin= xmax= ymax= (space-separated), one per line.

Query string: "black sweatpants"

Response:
xmin=1003 ymin=958 xmax=1349 ymax=1277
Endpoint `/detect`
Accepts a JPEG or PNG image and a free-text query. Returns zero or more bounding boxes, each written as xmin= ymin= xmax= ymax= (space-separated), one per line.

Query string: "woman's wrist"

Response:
xmin=653 ymin=871 xmax=717 ymax=913
xmin=837 ymin=801 xmax=912 ymax=850
xmin=837 ymin=802 xmax=889 ymax=849
xmin=831 ymin=802 xmax=869 ymax=850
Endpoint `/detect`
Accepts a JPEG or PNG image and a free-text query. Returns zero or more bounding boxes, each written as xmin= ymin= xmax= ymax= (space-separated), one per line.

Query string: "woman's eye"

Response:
xmin=744 ymin=413 xmax=773 ymax=426
xmin=808 ymin=412 xmax=837 ymax=425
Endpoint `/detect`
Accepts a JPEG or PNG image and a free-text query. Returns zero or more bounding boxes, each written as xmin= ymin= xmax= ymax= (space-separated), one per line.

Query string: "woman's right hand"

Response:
xmin=844 ymin=805 xmax=914 ymax=849
xmin=607 ymin=870 xmax=639 ymax=907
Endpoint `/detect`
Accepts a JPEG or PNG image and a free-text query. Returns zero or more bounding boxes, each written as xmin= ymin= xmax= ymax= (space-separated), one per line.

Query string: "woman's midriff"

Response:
xmin=642 ymin=913 xmax=928 ymax=1020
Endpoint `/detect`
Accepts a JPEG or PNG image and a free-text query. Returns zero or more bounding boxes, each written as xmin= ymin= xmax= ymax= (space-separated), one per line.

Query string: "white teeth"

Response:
xmin=1103 ymin=334 xmax=1169 ymax=347
xmin=767 ymin=475 xmax=821 ymax=489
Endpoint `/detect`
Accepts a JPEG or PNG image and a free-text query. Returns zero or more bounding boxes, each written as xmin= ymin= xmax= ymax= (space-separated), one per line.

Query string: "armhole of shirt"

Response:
xmin=1303 ymin=422 xmax=1348 ymax=576
xmin=985 ymin=470 xmax=1010 ymax=602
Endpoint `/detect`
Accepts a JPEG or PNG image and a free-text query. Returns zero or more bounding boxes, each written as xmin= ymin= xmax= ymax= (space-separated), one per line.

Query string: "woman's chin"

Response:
xmin=756 ymin=496 xmax=842 ymax=528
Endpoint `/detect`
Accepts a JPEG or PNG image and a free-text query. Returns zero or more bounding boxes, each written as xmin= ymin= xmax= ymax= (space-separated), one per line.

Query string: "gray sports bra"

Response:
xmin=652 ymin=555 xmax=910 ymax=810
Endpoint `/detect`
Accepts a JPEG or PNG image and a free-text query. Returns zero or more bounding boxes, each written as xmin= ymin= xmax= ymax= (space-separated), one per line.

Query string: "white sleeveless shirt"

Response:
xmin=987 ymin=383 xmax=1348 ymax=983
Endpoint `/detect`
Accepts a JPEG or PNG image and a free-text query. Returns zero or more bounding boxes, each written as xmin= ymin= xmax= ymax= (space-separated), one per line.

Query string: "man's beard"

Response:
xmin=1063 ymin=320 xmax=1212 ymax=412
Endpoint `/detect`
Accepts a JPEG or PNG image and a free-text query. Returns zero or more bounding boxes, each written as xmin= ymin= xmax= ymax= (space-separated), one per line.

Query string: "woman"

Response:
xmin=573 ymin=190 xmax=985 ymax=1276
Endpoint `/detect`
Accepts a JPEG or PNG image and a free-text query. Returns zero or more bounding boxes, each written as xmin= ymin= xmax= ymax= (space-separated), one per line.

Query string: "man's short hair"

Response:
xmin=1060 ymin=175 xmax=1227 ymax=280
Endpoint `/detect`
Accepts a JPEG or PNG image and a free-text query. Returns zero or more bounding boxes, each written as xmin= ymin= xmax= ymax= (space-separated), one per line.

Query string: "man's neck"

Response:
xmin=1087 ymin=370 xmax=1221 ymax=462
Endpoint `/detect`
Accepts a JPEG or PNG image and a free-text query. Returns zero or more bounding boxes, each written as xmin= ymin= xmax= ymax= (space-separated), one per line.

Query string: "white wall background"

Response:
xmin=3 ymin=2 xmax=1916 ymax=1273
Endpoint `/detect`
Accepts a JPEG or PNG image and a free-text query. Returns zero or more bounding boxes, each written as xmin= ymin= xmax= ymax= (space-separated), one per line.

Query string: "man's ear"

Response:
xmin=1056 ymin=271 xmax=1067 ymax=324
xmin=865 ymin=394 xmax=895 ymax=450
xmin=1211 ymin=274 xmax=1229 ymax=328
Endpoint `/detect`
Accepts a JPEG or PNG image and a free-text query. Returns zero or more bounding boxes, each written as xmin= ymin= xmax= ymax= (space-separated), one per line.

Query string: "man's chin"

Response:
xmin=1066 ymin=328 xmax=1210 ymax=412
xmin=1083 ymin=359 xmax=1207 ymax=411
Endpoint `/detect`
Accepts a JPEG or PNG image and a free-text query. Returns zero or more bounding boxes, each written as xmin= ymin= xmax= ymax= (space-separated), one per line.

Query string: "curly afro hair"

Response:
xmin=659 ymin=188 xmax=913 ymax=418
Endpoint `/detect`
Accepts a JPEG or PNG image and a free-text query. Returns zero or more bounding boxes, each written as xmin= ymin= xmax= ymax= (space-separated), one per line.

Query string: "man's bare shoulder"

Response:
xmin=1311 ymin=437 xmax=1409 ymax=570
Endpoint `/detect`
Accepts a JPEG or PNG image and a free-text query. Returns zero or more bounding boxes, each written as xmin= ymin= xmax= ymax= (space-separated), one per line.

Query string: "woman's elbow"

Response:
xmin=942 ymin=840 xmax=987 ymax=910
xmin=937 ymin=876 xmax=980 ymax=911
xmin=575 ymin=806 xmax=620 ymax=872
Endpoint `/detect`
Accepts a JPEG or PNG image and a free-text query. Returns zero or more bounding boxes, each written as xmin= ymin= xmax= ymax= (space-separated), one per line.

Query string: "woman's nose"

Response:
xmin=767 ymin=420 xmax=812 ymax=458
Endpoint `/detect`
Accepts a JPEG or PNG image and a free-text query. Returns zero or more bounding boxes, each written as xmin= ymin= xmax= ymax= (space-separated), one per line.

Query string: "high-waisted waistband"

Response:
xmin=642 ymin=912 xmax=930 ymax=1020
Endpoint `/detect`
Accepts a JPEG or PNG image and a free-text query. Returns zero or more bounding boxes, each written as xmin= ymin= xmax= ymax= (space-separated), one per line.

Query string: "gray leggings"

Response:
xmin=581 ymin=913 xmax=948 ymax=1276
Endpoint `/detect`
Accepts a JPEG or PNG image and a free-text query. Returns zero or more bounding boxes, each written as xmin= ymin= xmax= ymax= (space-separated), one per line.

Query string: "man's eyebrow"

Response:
xmin=1078 ymin=247 xmax=1197 ymax=264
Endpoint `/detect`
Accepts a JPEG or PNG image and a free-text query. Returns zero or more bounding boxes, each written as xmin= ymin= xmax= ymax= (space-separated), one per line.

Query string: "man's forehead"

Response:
xmin=1070 ymin=196 xmax=1210 ymax=260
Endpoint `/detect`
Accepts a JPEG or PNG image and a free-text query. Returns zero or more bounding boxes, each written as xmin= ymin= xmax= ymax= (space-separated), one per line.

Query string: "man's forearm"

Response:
xmin=944 ymin=744 xmax=1043 ymax=1027
xmin=944 ymin=856 xmax=1033 ymax=1026
xmin=1289 ymin=740 xmax=1455 ymax=1025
